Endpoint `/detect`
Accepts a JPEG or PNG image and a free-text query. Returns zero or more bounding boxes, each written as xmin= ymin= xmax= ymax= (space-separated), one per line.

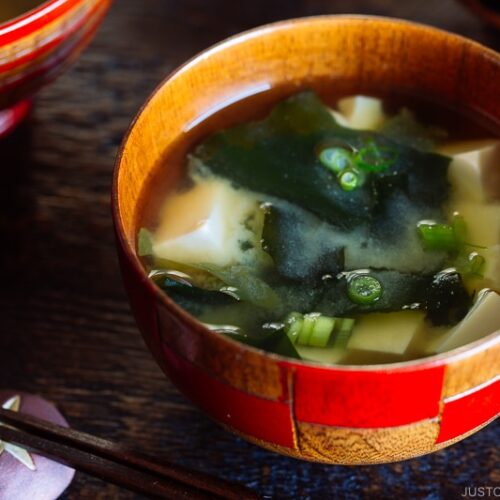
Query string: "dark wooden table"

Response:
xmin=0 ymin=1 xmax=499 ymax=498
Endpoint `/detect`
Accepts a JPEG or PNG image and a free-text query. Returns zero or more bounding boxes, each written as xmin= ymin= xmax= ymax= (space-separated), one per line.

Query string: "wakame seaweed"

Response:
xmin=190 ymin=91 xmax=451 ymax=230
xmin=317 ymin=271 xmax=432 ymax=316
xmin=153 ymin=275 xmax=237 ymax=316
xmin=261 ymin=203 xmax=345 ymax=281
xmin=424 ymin=271 xmax=472 ymax=326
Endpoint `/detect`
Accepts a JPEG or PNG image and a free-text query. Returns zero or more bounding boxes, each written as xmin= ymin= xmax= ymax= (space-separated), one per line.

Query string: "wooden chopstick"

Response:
xmin=0 ymin=408 xmax=259 ymax=499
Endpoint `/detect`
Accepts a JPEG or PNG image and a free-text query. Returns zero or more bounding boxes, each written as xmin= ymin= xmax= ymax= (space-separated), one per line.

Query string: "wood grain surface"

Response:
xmin=0 ymin=0 xmax=498 ymax=498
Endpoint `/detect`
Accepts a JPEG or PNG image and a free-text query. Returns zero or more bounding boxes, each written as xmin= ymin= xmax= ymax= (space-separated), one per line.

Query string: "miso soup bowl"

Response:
xmin=113 ymin=16 xmax=500 ymax=464
xmin=0 ymin=0 xmax=111 ymax=137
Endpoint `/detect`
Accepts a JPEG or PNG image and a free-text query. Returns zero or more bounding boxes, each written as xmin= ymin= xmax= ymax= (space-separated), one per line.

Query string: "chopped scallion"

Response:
xmin=332 ymin=318 xmax=355 ymax=349
xmin=338 ymin=169 xmax=361 ymax=191
xmin=285 ymin=312 xmax=304 ymax=344
xmin=354 ymin=141 xmax=398 ymax=172
xmin=284 ymin=312 xmax=337 ymax=347
xmin=347 ymin=274 xmax=383 ymax=305
xmin=453 ymin=250 xmax=486 ymax=279
xmin=468 ymin=252 xmax=486 ymax=276
xmin=309 ymin=316 xmax=336 ymax=347
xmin=298 ymin=314 xmax=317 ymax=345
xmin=417 ymin=222 xmax=457 ymax=251
xmin=318 ymin=147 xmax=353 ymax=173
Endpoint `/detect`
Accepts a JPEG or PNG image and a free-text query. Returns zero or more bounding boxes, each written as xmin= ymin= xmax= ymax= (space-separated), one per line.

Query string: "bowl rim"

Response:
xmin=0 ymin=0 xmax=81 ymax=33
xmin=113 ymin=14 xmax=500 ymax=373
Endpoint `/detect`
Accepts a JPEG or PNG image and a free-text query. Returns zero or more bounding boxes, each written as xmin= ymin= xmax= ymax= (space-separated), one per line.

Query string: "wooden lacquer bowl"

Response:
xmin=0 ymin=0 xmax=111 ymax=137
xmin=113 ymin=17 xmax=500 ymax=464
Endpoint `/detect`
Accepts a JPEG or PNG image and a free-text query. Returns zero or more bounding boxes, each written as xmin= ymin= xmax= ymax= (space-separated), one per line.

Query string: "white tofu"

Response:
xmin=331 ymin=96 xmax=386 ymax=130
xmin=483 ymin=245 xmax=500 ymax=292
xmin=447 ymin=141 xmax=500 ymax=202
xmin=437 ymin=139 xmax=498 ymax=156
xmin=436 ymin=290 xmax=500 ymax=353
xmin=347 ymin=311 xmax=425 ymax=355
xmin=450 ymin=201 xmax=500 ymax=247
xmin=448 ymin=157 xmax=486 ymax=203
xmin=153 ymin=180 xmax=260 ymax=267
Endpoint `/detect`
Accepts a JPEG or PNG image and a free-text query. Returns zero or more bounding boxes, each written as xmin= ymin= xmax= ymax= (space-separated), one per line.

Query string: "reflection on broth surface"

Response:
xmin=136 ymin=85 xmax=500 ymax=366
xmin=0 ymin=0 xmax=46 ymax=23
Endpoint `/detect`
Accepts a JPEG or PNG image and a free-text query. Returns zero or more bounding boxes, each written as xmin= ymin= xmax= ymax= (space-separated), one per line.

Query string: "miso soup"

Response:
xmin=0 ymin=0 xmax=46 ymax=24
xmin=137 ymin=87 xmax=500 ymax=365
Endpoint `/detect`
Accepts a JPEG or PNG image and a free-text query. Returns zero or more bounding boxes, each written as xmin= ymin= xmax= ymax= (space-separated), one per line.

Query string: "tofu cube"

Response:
xmin=331 ymin=95 xmax=386 ymax=131
xmin=451 ymin=201 xmax=500 ymax=247
xmin=153 ymin=180 xmax=260 ymax=267
xmin=436 ymin=290 xmax=500 ymax=353
xmin=447 ymin=141 xmax=500 ymax=203
xmin=347 ymin=311 xmax=425 ymax=355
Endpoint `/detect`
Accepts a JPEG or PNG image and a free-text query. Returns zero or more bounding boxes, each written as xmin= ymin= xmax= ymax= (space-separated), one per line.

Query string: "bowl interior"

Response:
xmin=115 ymin=16 xmax=500 ymax=368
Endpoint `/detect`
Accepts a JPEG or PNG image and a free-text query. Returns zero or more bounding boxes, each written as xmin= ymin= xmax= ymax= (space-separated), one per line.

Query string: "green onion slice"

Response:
xmin=298 ymin=314 xmax=317 ymax=345
xmin=347 ymin=274 xmax=383 ymax=305
xmin=309 ymin=316 xmax=336 ymax=347
xmin=468 ymin=252 xmax=486 ymax=276
xmin=417 ymin=221 xmax=457 ymax=251
xmin=332 ymin=318 xmax=355 ymax=349
xmin=354 ymin=141 xmax=398 ymax=172
xmin=285 ymin=312 xmax=304 ymax=344
xmin=453 ymin=249 xmax=486 ymax=279
xmin=318 ymin=147 xmax=353 ymax=173
xmin=338 ymin=169 xmax=361 ymax=191
xmin=284 ymin=312 xmax=337 ymax=347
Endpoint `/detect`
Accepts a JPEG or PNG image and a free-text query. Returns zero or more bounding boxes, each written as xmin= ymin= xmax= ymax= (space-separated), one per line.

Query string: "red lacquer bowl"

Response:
xmin=0 ymin=0 xmax=111 ymax=137
xmin=113 ymin=17 xmax=500 ymax=464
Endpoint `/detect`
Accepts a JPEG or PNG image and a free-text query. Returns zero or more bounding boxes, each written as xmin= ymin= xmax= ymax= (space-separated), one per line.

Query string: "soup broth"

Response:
xmin=0 ymin=0 xmax=46 ymax=24
xmin=137 ymin=84 xmax=500 ymax=366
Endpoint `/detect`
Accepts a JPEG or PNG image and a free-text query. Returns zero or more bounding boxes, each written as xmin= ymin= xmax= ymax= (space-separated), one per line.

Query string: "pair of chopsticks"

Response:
xmin=0 ymin=408 xmax=259 ymax=499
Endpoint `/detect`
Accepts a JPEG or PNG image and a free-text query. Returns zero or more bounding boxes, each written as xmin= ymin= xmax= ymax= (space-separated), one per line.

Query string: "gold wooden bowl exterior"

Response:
xmin=114 ymin=17 xmax=500 ymax=464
